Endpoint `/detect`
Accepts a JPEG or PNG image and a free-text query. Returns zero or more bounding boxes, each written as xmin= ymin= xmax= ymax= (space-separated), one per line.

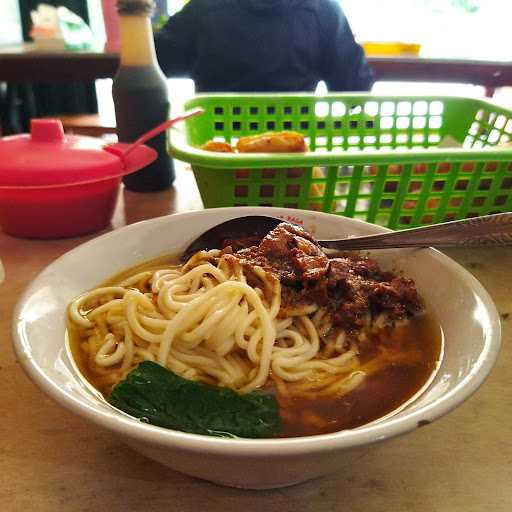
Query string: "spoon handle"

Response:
xmin=319 ymin=213 xmax=512 ymax=250
xmin=122 ymin=108 xmax=204 ymax=157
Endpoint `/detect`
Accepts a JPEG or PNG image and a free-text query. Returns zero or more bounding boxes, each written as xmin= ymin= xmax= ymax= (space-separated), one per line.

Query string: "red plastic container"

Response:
xmin=0 ymin=119 xmax=157 ymax=238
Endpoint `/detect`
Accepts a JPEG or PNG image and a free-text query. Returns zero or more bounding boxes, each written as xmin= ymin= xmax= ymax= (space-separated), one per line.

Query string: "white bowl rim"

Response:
xmin=12 ymin=206 xmax=502 ymax=457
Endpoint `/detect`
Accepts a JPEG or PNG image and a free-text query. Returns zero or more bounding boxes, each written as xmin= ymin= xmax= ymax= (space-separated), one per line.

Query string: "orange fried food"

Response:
xmin=201 ymin=140 xmax=234 ymax=152
xmin=237 ymin=131 xmax=307 ymax=153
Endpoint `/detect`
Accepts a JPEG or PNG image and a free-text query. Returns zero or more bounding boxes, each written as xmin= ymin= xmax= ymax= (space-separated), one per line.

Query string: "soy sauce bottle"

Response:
xmin=113 ymin=0 xmax=174 ymax=192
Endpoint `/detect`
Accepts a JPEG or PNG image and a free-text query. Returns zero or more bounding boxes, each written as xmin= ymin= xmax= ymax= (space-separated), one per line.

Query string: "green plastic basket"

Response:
xmin=169 ymin=93 xmax=512 ymax=229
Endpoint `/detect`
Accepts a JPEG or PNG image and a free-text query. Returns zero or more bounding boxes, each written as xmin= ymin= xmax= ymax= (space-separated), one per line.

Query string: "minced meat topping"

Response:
xmin=226 ymin=222 xmax=423 ymax=333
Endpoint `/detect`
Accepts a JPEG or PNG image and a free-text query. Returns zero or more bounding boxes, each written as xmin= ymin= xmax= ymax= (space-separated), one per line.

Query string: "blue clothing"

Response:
xmin=155 ymin=0 xmax=374 ymax=92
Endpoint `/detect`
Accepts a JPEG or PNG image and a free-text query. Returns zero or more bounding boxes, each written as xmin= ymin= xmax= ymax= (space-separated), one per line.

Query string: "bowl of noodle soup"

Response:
xmin=13 ymin=207 xmax=501 ymax=489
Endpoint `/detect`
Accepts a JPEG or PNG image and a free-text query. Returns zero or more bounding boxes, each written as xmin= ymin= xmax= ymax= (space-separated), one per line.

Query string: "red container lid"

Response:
xmin=0 ymin=119 xmax=157 ymax=189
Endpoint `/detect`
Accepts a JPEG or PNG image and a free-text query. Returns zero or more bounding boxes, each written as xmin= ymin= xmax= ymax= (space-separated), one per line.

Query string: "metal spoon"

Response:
xmin=183 ymin=216 xmax=282 ymax=260
xmin=183 ymin=212 xmax=512 ymax=258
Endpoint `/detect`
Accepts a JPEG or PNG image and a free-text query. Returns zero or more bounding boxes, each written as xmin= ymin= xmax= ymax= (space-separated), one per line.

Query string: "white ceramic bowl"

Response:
xmin=13 ymin=207 xmax=501 ymax=489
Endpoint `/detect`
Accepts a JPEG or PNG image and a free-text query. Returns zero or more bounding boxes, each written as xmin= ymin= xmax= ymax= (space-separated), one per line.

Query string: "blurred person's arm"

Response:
xmin=154 ymin=0 xmax=198 ymax=76
xmin=318 ymin=0 xmax=374 ymax=92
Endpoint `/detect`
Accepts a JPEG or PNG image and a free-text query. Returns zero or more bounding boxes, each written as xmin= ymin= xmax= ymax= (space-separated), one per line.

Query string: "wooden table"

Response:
xmin=1 ymin=45 xmax=512 ymax=94
xmin=1 ymin=165 xmax=511 ymax=511
xmin=2 ymin=44 xmax=511 ymax=134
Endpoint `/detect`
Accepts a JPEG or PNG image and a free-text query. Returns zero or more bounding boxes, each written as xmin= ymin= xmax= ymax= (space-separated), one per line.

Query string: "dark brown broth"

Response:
xmin=276 ymin=313 xmax=442 ymax=437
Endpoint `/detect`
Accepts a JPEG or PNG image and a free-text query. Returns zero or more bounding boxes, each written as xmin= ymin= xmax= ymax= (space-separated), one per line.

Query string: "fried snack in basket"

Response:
xmin=236 ymin=131 xmax=307 ymax=153
xmin=237 ymin=132 xmax=326 ymax=198
xmin=200 ymin=140 xmax=234 ymax=153
xmin=201 ymin=131 xmax=325 ymax=201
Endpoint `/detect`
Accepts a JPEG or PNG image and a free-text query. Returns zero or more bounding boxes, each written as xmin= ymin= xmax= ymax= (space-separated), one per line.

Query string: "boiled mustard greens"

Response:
xmin=108 ymin=361 xmax=281 ymax=438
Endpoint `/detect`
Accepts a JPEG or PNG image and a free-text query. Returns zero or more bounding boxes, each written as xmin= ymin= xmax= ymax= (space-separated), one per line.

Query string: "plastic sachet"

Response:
xmin=30 ymin=3 xmax=94 ymax=51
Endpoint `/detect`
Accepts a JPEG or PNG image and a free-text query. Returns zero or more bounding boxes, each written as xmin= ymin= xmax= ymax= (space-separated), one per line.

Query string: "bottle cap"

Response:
xmin=117 ymin=0 xmax=154 ymax=15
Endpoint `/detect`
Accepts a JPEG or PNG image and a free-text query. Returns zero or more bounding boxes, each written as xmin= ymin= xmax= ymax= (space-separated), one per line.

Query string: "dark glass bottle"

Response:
xmin=113 ymin=0 xmax=174 ymax=192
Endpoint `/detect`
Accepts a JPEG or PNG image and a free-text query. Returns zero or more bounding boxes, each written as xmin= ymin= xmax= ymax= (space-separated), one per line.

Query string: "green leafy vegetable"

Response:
xmin=108 ymin=361 xmax=281 ymax=438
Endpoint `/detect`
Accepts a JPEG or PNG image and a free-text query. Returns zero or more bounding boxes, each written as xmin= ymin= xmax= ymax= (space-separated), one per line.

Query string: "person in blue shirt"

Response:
xmin=155 ymin=0 xmax=374 ymax=93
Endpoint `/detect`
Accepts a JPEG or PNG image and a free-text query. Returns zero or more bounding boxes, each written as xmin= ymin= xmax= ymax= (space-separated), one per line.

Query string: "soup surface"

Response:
xmin=68 ymin=223 xmax=442 ymax=438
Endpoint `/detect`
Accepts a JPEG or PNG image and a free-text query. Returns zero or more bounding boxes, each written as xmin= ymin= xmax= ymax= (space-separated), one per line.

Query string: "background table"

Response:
xmin=1 ymin=164 xmax=511 ymax=511
xmin=1 ymin=46 xmax=512 ymax=96
xmin=2 ymin=45 xmax=512 ymax=135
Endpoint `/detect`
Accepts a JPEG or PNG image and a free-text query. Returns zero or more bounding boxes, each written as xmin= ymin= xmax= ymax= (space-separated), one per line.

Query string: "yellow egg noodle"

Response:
xmin=68 ymin=250 xmax=375 ymax=397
